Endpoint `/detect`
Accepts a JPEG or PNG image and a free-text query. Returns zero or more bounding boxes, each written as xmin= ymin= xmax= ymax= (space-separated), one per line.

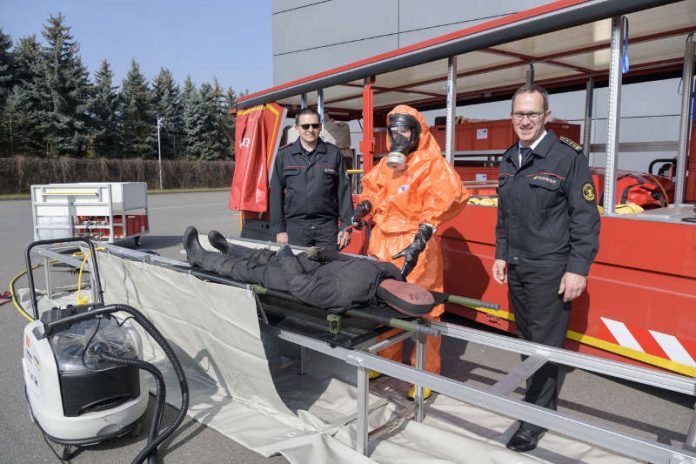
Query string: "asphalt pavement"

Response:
xmin=0 ymin=191 xmax=693 ymax=464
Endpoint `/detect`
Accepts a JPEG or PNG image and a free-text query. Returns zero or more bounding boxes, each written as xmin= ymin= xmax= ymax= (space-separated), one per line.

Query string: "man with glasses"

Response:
xmin=270 ymin=107 xmax=353 ymax=250
xmin=493 ymin=84 xmax=600 ymax=452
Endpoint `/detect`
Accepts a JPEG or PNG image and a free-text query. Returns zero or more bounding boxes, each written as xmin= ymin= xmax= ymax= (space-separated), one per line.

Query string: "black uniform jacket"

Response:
xmin=495 ymin=131 xmax=600 ymax=276
xmin=270 ymin=138 xmax=353 ymax=233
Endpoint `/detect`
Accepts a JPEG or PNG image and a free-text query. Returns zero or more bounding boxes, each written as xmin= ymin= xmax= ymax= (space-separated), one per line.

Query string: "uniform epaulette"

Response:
xmin=560 ymin=136 xmax=582 ymax=152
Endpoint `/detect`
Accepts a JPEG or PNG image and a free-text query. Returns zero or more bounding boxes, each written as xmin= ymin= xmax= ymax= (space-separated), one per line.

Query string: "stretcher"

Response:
xmin=22 ymin=237 xmax=696 ymax=464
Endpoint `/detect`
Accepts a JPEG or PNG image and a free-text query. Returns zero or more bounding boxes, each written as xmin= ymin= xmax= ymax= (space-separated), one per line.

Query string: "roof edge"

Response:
xmin=238 ymin=0 xmax=680 ymax=109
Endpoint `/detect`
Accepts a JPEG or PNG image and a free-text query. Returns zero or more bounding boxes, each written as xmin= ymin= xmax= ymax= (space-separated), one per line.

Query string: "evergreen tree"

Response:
xmin=0 ymin=29 xmax=15 ymax=156
xmin=0 ymin=30 xmax=13 ymax=103
xmin=221 ymin=86 xmax=237 ymax=160
xmin=120 ymin=60 xmax=154 ymax=158
xmin=36 ymin=14 xmax=92 ymax=157
xmin=151 ymin=68 xmax=181 ymax=159
xmin=85 ymin=60 xmax=121 ymax=158
xmin=181 ymin=76 xmax=205 ymax=159
xmin=197 ymin=81 xmax=223 ymax=160
xmin=2 ymin=35 xmax=44 ymax=156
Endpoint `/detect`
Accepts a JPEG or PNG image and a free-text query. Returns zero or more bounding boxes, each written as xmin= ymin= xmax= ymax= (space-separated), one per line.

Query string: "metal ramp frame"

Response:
xmin=269 ymin=319 xmax=696 ymax=464
xmin=26 ymin=242 xmax=696 ymax=464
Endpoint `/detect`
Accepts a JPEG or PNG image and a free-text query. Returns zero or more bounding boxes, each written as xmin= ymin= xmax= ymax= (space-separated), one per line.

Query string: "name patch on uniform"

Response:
xmin=582 ymin=182 xmax=596 ymax=201
xmin=530 ymin=174 xmax=560 ymax=188
xmin=323 ymin=168 xmax=337 ymax=174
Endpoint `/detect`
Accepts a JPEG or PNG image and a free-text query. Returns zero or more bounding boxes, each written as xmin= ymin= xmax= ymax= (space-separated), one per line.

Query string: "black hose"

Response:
xmin=107 ymin=305 xmax=189 ymax=464
xmin=98 ymin=352 xmax=166 ymax=464
xmin=52 ymin=304 xmax=189 ymax=464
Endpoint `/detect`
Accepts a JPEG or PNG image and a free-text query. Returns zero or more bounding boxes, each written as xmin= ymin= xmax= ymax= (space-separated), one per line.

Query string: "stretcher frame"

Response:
xmin=26 ymin=241 xmax=696 ymax=464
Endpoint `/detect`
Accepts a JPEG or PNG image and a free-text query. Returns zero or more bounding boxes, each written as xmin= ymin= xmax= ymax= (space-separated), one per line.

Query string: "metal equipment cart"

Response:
xmin=31 ymin=182 xmax=149 ymax=246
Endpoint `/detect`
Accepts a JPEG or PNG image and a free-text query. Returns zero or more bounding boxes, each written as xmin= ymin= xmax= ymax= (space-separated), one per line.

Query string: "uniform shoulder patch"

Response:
xmin=560 ymin=136 xmax=583 ymax=152
xmin=582 ymin=182 xmax=596 ymax=202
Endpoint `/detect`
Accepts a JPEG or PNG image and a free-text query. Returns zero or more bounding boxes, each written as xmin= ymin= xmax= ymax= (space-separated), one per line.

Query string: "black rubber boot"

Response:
xmin=183 ymin=226 xmax=229 ymax=272
xmin=208 ymin=230 xmax=231 ymax=253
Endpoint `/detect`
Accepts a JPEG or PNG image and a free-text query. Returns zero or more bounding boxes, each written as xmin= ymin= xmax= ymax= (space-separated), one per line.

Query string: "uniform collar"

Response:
xmin=505 ymin=130 xmax=555 ymax=161
xmin=528 ymin=130 xmax=556 ymax=158
xmin=289 ymin=138 xmax=327 ymax=156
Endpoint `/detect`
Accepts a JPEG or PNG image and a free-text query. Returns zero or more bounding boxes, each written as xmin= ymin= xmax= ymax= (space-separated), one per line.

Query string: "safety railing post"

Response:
xmin=356 ymin=366 xmax=369 ymax=455
xmin=414 ymin=332 xmax=426 ymax=422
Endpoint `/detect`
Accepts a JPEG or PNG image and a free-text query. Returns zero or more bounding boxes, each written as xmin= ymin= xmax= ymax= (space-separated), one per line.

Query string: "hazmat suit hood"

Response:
xmin=386 ymin=104 xmax=437 ymax=155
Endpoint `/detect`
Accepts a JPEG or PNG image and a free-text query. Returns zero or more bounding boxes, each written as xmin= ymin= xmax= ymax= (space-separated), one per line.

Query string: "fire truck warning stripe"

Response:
xmin=567 ymin=329 xmax=696 ymax=378
xmin=463 ymin=307 xmax=696 ymax=377
xmin=600 ymin=318 xmax=644 ymax=352
xmin=648 ymin=331 xmax=696 ymax=368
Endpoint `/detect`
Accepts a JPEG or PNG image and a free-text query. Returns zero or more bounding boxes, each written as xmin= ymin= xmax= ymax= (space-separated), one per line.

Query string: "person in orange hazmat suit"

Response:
xmin=353 ymin=105 xmax=469 ymax=397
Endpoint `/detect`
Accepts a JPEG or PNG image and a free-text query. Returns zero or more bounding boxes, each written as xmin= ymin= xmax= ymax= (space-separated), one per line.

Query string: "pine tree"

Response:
xmin=198 ymin=81 xmax=222 ymax=160
xmin=0 ymin=30 xmax=13 ymax=102
xmin=0 ymin=29 xmax=15 ymax=156
xmin=181 ymin=76 xmax=205 ymax=159
xmin=85 ymin=60 xmax=121 ymax=158
xmin=221 ymin=86 xmax=237 ymax=160
xmin=2 ymin=35 xmax=44 ymax=156
xmin=120 ymin=60 xmax=154 ymax=158
xmin=36 ymin=14 xmax=91 ymax=157
xmin=151 ymin=68 xmax=181 ymax=159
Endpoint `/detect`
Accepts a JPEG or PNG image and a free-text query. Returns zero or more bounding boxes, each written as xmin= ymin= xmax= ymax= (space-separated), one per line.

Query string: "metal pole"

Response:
xmin=414 ymin=333 xmax=426 ymax=422
xmin=675 ymin=34 xmax=695 ymax=205
xmin=445 ymin=56 xmax=457 ymax=165
xmin=156 ymin=117 xmax=164 ymax=190
xmin=300 ymin=93 xmax=307 ymax=109
xmin=317 ymin=89 xmax=324 ymax=123
xmin=361 ymin=77 xmax=375 ymax=173
xmin=300 ymin=346 xmax=308 ymax=375
xmin=526 ymin=63 xmax=535 ymax=85
xmin=356 ymin=366 xmax=369 ymax=455
xmin=583 ymin=77 xmax=594 ymax=159
xmin=687 ymin=407 xmax=696 ymax=451
xmin=602 ymin=16 xmax=624 ymax=215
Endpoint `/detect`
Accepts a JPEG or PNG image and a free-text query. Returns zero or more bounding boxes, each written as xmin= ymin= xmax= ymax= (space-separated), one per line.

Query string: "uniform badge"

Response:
xmin=560 ymin=136 xmax=583 ymax=152
xmin=397 ymin=184 xmax=410 ymax=194
xmin=582 ymin=182 xmax=596 ymax=202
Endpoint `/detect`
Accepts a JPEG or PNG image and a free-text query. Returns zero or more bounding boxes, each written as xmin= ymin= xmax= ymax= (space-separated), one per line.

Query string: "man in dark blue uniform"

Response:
xmin=270 ymin=108 xmax=353 ymax=251
xmin=493 ymin=84 xmax=600 ymax=452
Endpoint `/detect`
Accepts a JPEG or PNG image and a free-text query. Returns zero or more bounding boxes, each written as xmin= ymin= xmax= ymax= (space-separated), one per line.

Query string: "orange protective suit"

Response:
xmin=360 ymin=105 xmax=469 ymax=374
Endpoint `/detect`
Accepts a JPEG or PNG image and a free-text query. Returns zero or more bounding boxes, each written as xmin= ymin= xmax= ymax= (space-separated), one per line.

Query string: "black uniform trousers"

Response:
xmin=286 ymin=220 xmax=338 ymax=250
xmin=507 ymin=262 xmax=570 ymax=433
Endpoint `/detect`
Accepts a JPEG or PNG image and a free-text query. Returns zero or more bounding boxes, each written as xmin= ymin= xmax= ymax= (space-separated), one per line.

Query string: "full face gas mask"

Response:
xmin=386 ymin=113 xmax=421 ymax=171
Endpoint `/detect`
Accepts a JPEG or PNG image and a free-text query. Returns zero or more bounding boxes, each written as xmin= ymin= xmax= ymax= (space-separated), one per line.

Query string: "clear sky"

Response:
xmin=0 ymin=0 xmax=273 ymax=94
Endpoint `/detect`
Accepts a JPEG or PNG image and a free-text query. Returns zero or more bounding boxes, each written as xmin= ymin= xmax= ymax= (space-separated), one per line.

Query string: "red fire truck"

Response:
xmin=230 ymin=0 xmax=696 ymax=378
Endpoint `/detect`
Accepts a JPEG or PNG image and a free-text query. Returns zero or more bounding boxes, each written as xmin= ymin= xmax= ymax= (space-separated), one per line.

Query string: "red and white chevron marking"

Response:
xmin=600 ymin=317 xmax=696 ymax=368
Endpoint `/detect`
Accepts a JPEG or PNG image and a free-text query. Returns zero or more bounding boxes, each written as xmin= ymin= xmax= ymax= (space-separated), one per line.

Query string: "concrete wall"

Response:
xmin=272 ymin=0 xmax=542 ymax=85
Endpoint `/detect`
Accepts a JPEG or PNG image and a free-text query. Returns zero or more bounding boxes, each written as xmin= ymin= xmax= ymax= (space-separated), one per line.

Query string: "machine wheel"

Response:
xmin=59 ymin=445 xmax=73 ymax=460
xmin=134 ymin=236 xmax=142 ymax=247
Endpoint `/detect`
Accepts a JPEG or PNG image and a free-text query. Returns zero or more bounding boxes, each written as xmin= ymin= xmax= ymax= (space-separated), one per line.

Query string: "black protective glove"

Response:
xmin=391 ymin=224 xmax=435 ymax=279
xmin=350 ymin=200 xmax=372 ymax=230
